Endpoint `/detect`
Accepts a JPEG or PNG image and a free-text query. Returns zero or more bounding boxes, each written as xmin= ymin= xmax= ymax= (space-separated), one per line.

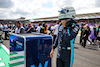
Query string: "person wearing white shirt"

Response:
xmin=15 ymin=21 xmax=25 ymax=34
xmin=4 ymin=24 xmax=8 ymax=31
xmin=1 ymin=24 xmax=8 ymax=40
xmin=36 ymin=23 xmax=43 ymax=33
xmin=51 ymin=21 xmax=59 ymax=44
xmin=0 ymin=24 xmax=3 ymax=31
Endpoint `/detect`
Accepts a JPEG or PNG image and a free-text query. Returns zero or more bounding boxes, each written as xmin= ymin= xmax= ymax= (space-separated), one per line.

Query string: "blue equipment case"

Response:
xmin=9 ymin=33 xmax=52 ymax=67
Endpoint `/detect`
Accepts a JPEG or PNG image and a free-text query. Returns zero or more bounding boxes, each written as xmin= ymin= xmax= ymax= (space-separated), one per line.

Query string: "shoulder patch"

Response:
xmin=73 ymin=25 xmax=79 ymax=33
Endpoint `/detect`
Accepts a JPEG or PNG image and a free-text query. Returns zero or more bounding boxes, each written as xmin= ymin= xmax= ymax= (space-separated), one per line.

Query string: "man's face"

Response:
xmin=61 ymin=19 xmax=66 ymax=27
xmin=15 ymin=22 xmax=20 ymax=28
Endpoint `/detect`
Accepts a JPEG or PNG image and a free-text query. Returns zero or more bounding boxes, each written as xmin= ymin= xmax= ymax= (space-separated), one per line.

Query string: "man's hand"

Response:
xmin=97 ymin=35 xmax=99 ymax=37
xmin=50 ymin=49 xmax=54 ymax=58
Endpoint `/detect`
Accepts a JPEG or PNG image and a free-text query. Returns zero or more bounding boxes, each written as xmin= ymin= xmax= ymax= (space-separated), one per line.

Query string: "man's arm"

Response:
xmin=50 ymin=36 xmax=58 ymax=58
xmin=52 ymin=35 xmax=58 ymax=49
xmin=26 ymin=27 xmax=31 ymax=33
xmin=67 ymin=24 xmax=80 ymax=41
xmin=50 ymin=29 xmax=59 ymax=58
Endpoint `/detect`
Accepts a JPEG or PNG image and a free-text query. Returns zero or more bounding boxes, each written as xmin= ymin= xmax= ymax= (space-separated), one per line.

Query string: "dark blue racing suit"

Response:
xmin=53 ymin=22 xmax=79 ymax=67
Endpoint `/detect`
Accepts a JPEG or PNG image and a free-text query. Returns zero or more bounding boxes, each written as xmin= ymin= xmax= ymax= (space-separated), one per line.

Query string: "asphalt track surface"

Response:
xmin=52 ymin=35 xmax=100 ymax=67
xmin=3 ymin=35 xmax=100 ymax=67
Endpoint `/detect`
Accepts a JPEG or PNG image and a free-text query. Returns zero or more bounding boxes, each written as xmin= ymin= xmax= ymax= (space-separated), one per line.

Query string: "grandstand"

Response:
xmin=0 ymin=12 xmax=100 ymax=24
xmin=32 ymin=12 xmax=100 ymax=23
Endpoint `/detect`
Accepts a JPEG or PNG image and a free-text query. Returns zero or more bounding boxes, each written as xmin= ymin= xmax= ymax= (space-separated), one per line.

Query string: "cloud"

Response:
xmin=0 ymin=13 xmax=7 ymax=18
xmin=0 ymin=9 xmax=9 ymax=19
xmin=0 ymin=0 xmax=13 ymax=8
xmin=72 ymin=0 xmax=95 ymax=10
xmin=0 ymin=0 xmax=100 ymax=19
xmin=11 ymin=8 xmax=31 ymax=16
xmin=95 ymin=0 xmax=100 ymax=7
xmin=71 ymin=0 xmax=97 ymax=14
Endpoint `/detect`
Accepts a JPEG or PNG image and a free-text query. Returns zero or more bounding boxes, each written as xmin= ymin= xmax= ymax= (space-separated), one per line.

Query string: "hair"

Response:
xmin=39 ymin=23 xmax=42 ymax=26
xmin=56 ymin=21 xmax=59 ymax=24
xmin=83 ymin=25 xmax=87 ymax=29
xmin=43 ymin=23 xmax=45 ymax=27
xmin=15 ymin=21 xmax=21 ymax=25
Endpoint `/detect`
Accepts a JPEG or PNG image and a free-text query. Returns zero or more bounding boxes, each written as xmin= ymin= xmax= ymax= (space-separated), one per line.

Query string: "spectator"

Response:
xmin=32 ymin=24 xmax=36 ymax=32
xmin=93 ymin=24 xmax=99 ymax=43
xmin=4 ymin=24 xmax=8 ymax=31
xmin=8 ymin=23 xmax=11 ymax=29
xmin=43 ymin=23 xmax=47 ymax=34
xmin=3 ymin=24 xmax=8 ymax=40
xmin=36 ymin=22 xmax=43 ymax=33
xmin=26 ymin=23 xmax=33 ymax=33
xmin=82 ymin=25 xmax=91 ymax=48
xmin=15 ymin=21 xmax=25 ymax=34
xmin=51 ymin=21 xmax=59 ymax=44
xmin=25 ymin=24 xmax=29 ymax=31
xmin=0 ymin=24 xmax=4 ymax=31
xmin=47 ymin=25 xmax=52 ymax=35
xmin=80 ymin=23 xmax=85 ymax=45
xmin=96 ymin=24 xmax=100 ymax=50
xmin=89 ymin=26 xmax=95 ymax=45
xmin=22 ymin=24 xmax=25 ymax=28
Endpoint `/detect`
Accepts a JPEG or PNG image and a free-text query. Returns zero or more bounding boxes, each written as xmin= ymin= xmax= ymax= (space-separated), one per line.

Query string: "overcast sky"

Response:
xmin=0 ymin=0 xmax=100 ymax=19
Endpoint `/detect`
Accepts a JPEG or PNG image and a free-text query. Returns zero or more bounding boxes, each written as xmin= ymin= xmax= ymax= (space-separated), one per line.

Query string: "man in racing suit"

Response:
xmin=50 ymin=5 xmax=79 ymax=67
